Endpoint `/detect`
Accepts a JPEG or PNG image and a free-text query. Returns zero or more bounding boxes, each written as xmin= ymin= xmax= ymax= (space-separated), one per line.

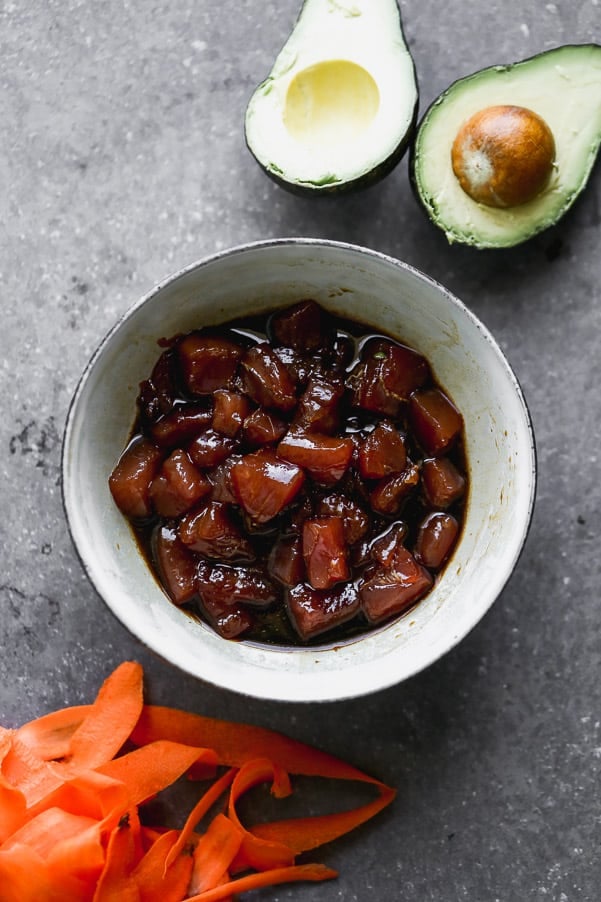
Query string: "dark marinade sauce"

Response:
xmin=108 ymin=300 xmax=468 ymax=648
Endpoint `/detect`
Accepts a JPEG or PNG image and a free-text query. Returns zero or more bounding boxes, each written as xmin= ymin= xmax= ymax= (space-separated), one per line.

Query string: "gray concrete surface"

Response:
xmin=1 ymin=1 xmax=600 ymax=899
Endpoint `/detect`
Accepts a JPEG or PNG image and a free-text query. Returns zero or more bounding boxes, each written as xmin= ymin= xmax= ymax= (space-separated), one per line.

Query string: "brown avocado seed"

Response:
xmin=451 ymin=105 xmax=556 ymax=208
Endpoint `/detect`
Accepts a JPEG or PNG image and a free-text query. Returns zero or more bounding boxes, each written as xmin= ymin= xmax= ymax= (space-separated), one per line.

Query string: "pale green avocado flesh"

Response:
xmin=412 ymin=44 xmax=601 ymax=248
xmin=245 ymin=0 xmax=418 ymax=194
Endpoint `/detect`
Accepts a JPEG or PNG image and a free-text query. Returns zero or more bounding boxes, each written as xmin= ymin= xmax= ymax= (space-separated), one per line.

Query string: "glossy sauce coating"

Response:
xmin=108 ymin=300 xmax=468 ymax=646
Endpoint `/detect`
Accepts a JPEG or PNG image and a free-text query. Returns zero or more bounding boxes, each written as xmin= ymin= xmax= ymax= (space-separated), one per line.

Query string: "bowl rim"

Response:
xmin=61 ymin=237 xmax=537 ymax=701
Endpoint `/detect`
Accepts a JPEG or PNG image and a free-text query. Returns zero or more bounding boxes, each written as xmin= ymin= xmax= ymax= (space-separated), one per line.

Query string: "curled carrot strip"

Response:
xmin=0 ymin=842 xmax=88 ymax=902
xmin=132 ymin=830 xmax=194 ymax=902
xmin=165 ymin=768 xmax=237 ymax=871
xmin=97 ymin=741 xmax=217 ymax=807
xmin=15 ymin=706 xmax=91 ymax=761
xmin=0 ymin=662 xmax=395 ymax=901
xmin=93 ymin=812 xmax=140 ymax=902
xmin=227 ymin=758 xmax=295 ymax=873
xmin=131 ymin=706 xmax=379 ymax=783
xmin=250 ymin=779 xmax=396 ymax=853
xmin=27 ymin=769 xmax=129 ymax=825
xmin=1 ymin=733 xmax=64 ymax=807
xmin=65 ymin=661 xmax=144 ymax=772
xmin=188 ymin=814 xmax=242 ymax=895
xmin=183 ymin=863 xmax=338 ymax=902
xmin=0 ymin=776 xmax=26 ymax=843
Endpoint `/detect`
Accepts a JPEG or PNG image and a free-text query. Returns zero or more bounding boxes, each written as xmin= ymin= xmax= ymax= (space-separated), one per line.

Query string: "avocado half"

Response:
xmin=412 ymin=44 xmax=601 ymax=248
xmin=244 ymin=0 xmax=418 ymax=195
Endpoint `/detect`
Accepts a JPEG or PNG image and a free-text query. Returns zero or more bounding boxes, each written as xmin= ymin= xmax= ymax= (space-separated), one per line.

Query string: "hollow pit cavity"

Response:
xmin=284 ymin=60 xmax=380 ymax=150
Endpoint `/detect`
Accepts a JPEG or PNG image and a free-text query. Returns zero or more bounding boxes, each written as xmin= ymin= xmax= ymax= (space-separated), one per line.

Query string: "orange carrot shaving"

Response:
xmin=65 ymin=661 xmax=144 ymax=772
xmin=1 ymin=732 xmax=65 ymax=807
xmin=0 ymin=842 xmax=90 ymax=902
xmin=250 ymin=779 xmax=396 ymax=853
xmin=46 ymin=820 xmax=106 ymax=888
xmin=132 ymin=829 xmax=194 ymax=902
xmin=131 ymin=706 xmax=380 ymax=783
xmin=93 ymin=812 xmax=140 ymax=902
xmin=27 ymin=769 xmax=129 ymax=824
xmin=165 ymin=768 xmax=237 ymax=870
xmin=16 ymin=706 xmax=91 ymax=761
xmin=184 ymin=863 xmax=338 ymax=902
xmin=226 ymin=758 xmax=296 ymax=873
xmin=2 ymin=807 xmax=98 ymax=859
xmin=0 ymin=731 xmax=27 ymax=841
xmin=0 ymin=776 xmax=26 ymax=843
xmin=0 ymin=661 xmax=395 ymax=901
xmin=0 ymin=727 xmax=15 ymax=759
xmin=188 ymin=814 xmax=242 ymax=895
xmin=97 ymin=740 xmax=217 ymax=807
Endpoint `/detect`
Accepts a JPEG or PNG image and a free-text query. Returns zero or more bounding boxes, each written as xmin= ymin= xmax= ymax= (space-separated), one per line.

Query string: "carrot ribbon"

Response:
xmin=0 ymin=661 xmax=395 ymax=900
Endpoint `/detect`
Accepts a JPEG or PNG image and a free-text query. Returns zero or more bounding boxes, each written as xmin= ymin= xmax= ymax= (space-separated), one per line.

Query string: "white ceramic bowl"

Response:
xmin=62 ymin=239 xmax=536 ymax=702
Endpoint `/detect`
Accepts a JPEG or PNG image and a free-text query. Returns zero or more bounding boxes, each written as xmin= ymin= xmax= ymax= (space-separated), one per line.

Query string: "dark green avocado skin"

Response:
xmin=245 ymin=0 xmax=419 ymax=197
xmin=410 ymin=43 xmax=601 ymax=248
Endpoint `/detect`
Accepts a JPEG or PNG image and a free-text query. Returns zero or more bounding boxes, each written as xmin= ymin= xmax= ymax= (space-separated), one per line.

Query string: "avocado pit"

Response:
xmin=451 ymin=104 xmax=556 ymax=208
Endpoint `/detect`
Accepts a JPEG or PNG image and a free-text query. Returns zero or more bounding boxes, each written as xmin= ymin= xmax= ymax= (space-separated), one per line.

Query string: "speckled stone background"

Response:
xmin=2 ymin=1 xmax=600 ymax=899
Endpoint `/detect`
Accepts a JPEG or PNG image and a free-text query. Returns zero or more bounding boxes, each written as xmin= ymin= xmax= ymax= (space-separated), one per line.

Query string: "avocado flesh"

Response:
xmin=245 ymin=0 xmax=418 ymax=194
xmin=412 ymin=44 xmax=601 ymax=248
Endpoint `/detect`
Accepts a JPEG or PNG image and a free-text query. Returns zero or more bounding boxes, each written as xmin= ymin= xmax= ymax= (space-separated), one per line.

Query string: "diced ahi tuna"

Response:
xmin=230 ymin=448 xmax=305 ymax=523
xmin=207 ymin=455 xmax=242 ymax=504
xmin=110 ymin=299 xmax=468 ymax=646
xmin=138 ymin=348 xmax=178 ymax=423
xmin=370 ymin=521 xmax=409 ymax=568
xmin=268 ymin=534 xmax=305 ymax=587
xmin=278 ymin=432 xmax=354 ymax=485
xmin=350 ymin=338 xmax=430 ymax=417
xmin=359 ymin=546 xmax=433 ymax=624
xmin=149 ymin=404 xmax=213 ymax=449
xmin=179 ymin=501 xmax=255 ymax=562
xmin=178 ymin=333 xmax=243 ymax=395
xmin=149 ymin=448 xmax=212 ymax=517
xmin=199 ymin=592 xmax=254 ymax=639
xmin=242 ymin=408 xmax=287 ymax=447
xmin=302 ymin=517 xmax=350 ymax=590
xmin=269 ymin=299 xmax=334 ymax=351
xmin=108 ymin=437 xmax=163 ymax=520
xmin=287 ymin=581 xmax=360 ymax=641
xmin=196 ymin=561 xmax=278 ymax=609
xmin=293 ymin=378 xmax=344 ymax=434
xmin=212 ymin=390 xmax=252 ymax=437
xmin=154 ymin=524 xmax=198 ymax=605
xmin=188 ymin=428 xmax=237 ymax=469
xmin=316 ymin=493 xmax=370 ymax=545
xmin=240 ymin=343 xmax=297 ymax=411
xmin=358 ymin=421 xmax=407 ymax=479
xmin=415 ymin=512 xmax=459 ymax=570
xmin=369 ymin=464 xmax=421 ymax=516
xmin=409 ymin=388 xmax=463 ymax=456
xmin=422 ymin=457 xmax=466 ymax=508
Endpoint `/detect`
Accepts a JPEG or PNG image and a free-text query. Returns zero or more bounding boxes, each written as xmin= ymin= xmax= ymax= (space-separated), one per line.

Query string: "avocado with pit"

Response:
xmin=244 ymin=0 xmax=418 ymax=195
xmin=411 ymin=44 xmax=601 ymax=248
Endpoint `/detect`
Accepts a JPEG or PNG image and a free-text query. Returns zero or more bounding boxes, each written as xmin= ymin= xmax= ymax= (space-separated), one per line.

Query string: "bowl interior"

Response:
xmin=63 ymin=240 xmax=535 ymax=702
